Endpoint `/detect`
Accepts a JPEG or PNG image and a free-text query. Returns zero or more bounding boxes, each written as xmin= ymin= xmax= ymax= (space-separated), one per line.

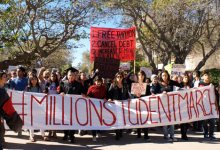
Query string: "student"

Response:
xmin=199 ymin=71 xmax=218 ymax=140
xmin=10 ymin=66 xmax=28 ymax=91
xmin=25 ymin=75 xmax=49 ymax=142
xmin=180 ymin=73 xmax=192 ymax=140
xmin=38 ymin=67 xmax=50 ymax=91
xmin=159 ymin=70 xmax=182 ymax=142
xmin=45 ymin=72 xmax=59 ymax=138
xmin=133 ymin=70 xmax=151 ymax=141
xmin=108 ymin=72 xmax=130 ymax=140
xmin=87 ymin=76 xmax=106 ymax=142
xmin=192 ymin=70 xmax=203 ymax=131
xmin=9 ymin=66 xmax=28 ymax=137
xmin=58 ymin=67 xmax=86 ymax=143
xmin=150 ymin=74 xmax=161 ymax=95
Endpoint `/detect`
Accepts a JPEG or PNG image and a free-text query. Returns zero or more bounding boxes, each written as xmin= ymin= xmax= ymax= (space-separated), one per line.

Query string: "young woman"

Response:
xmin=87 ymin=76 xmax=106 ymax=142
xmin=180 ymin=73 xmax=192 ymax=140
xmin=134 ymin=70 xmax=151 ymax=141
xmin=25 ymin=75 xmax=49 ymax=142
xmin=45 ymin=72 xmax=59 ymax=138
xmin=108 ymin=72 xmax=130 ymax=140
xmin=159 ymin=70 xmax=182 ymax=142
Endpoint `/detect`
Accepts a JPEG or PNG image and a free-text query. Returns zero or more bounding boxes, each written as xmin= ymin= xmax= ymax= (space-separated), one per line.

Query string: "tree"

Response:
xmin=77 ymin=50 xmax=93 ymax=73
xmin=194 ymin=6 xmax=220 ymax=70
xmin=37 ymin=47 xmax=73 ymax=70
xmin=0 ymin=0 xmax=101 ymax=70
xmin=102 ymin=0 xmax=217 ymax=71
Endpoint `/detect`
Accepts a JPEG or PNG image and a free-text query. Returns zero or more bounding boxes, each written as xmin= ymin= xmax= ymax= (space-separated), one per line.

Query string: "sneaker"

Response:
xmin=145 ymin=137 xmax=151 ymax=142
xmin=18 ymin=131 xmax=22 ymax=137
xmin=210 ymin=136 xmax=217 ymax=141
xmin=181 ymin=136 xmax=188 ymax=141
xmin=204 ymin=134 xmax=209 ymax=139
xmin=43 ymin=136 xmax=50 ymax=141
xmin=97 ymin=133 xmax=102 ymax=138
xmin=164 ymin=136 xmax=169 ymax=140
xmin=69 ymin=137 xmax=75 ymax=143
xmin=53 ymin=132 xmax=57 ymax=138
xmin=115 ymin=135 xmax=120 ymax=140
xmin=167 ymin=138 xmax=173 ymax=142
xmin=92 ymin=136 xmax=97 ymax=142
xmin=171 ymin=137 xmax=178 ymax=142
xmin=62 ymin=135 xmax=68 ymax=141
xmin=29 ymin=137 xmax=36 ymax=142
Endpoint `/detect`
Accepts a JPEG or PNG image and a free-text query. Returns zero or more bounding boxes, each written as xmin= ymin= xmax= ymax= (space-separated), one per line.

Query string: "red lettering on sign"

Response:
xmin=89 ymin=99 xmax=103 ymax=126
xmin=103 ymin=102 xmax=116 ymax=126
xmin=75 ymin=98 xmax=89 ymax=126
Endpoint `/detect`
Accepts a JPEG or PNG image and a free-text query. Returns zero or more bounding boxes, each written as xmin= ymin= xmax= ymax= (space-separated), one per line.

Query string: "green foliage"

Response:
xmin=205 ymin=68 xmax=220 ymax=86
xmin=60 ymin=64 xmax=72 ymax=76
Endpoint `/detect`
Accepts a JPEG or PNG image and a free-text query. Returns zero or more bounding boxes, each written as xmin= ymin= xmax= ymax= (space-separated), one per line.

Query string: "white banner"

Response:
xmin=8 ymin=85 xmax=219 ymax=130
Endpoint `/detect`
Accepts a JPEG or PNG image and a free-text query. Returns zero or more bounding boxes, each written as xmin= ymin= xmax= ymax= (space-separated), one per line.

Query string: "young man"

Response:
xmin=58 ymin=67 xmax=86 ymax=143
xmin=10 ymin=66 xmax=28 ymax=91
xmin=199 ymin=71 xmax=219 ymax=140
xmin=9 ymin=66 xmax=28 ymax=137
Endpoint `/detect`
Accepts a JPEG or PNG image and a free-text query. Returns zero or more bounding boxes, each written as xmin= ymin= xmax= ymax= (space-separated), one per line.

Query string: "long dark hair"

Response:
xmin=159 ymin=70 xmax=171 ymax=82
xmin=137 ymin=70 xmax=146 ymax=83
xmin=0 ymin=71 xmax=7 ymax=79
xmin=28 ymin=74 xmax=40 ymax=88
xmin=113 ymin=72 xmax=124 ymax=86
xmin=183 ymin=72 xmax=192 ymax=87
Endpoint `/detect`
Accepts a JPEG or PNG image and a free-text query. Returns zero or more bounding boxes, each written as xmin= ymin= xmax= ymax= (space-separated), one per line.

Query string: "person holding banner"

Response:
xmin=108 ymin=72 xmax=130 ymax=140
xmin=199 ymin=71 xmax=218 ymax=141
xmin=45 ymin=72 xmax=60 ymax=139
xmin=192 ymin=71 xmax=203 ymax=132
xmin=58 ymin=67 xmax=86 ymax=143
xmin=133 ymin=70 xmax=151 ymax=141
xmin=87 ymin=76 xmax=107 ymax=142
xmin=159 ymin=70 xmax=183 ymax=142
xmin=9 ymin=66 xmax=28 ymax=137
xmin=179 ymin=73 xmax=192 ymax=141
xmin=25 ymin=75 xmax=49 ymax=142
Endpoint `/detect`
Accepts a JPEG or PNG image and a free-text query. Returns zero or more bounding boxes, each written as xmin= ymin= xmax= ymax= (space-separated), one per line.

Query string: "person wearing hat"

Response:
xmin=58 ymin=67 xmax=86 ymax=143
xmin=87 ymin=76 xmax=106 ymax=142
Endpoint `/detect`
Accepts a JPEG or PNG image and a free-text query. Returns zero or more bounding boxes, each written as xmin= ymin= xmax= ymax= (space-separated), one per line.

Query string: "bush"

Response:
xmin=205 ymin=68 xmax=220 ymax=86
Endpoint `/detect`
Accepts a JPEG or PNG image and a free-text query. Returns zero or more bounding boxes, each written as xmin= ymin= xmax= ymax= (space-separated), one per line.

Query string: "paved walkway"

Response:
xmin=3 ymin=128 xmax=220 ymax=150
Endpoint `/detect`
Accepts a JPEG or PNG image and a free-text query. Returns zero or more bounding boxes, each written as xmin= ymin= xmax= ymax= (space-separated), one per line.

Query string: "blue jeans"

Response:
xmin=163 ymin=125 xmax=174 ymax=138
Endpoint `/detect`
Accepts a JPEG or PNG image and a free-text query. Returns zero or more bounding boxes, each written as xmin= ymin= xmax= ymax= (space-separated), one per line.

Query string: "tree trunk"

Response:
xmin=174 ymin=56 xmax=186 ymax=64
xmin=194 ymin=47 xmax=219 ymax=71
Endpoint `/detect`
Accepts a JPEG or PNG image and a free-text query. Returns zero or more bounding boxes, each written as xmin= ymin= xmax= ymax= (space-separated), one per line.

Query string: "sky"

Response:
xmin=71 ymin=17 xmax=122 ymax=68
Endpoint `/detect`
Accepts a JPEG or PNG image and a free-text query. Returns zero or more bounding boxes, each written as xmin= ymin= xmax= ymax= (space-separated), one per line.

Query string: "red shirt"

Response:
xmin=87 ymin=85 xmax=106 ymax=99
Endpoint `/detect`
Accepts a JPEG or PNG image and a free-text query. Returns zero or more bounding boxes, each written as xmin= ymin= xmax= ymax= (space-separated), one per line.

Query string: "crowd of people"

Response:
xmin=0 ymin=66 xmax=219 ymax=147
